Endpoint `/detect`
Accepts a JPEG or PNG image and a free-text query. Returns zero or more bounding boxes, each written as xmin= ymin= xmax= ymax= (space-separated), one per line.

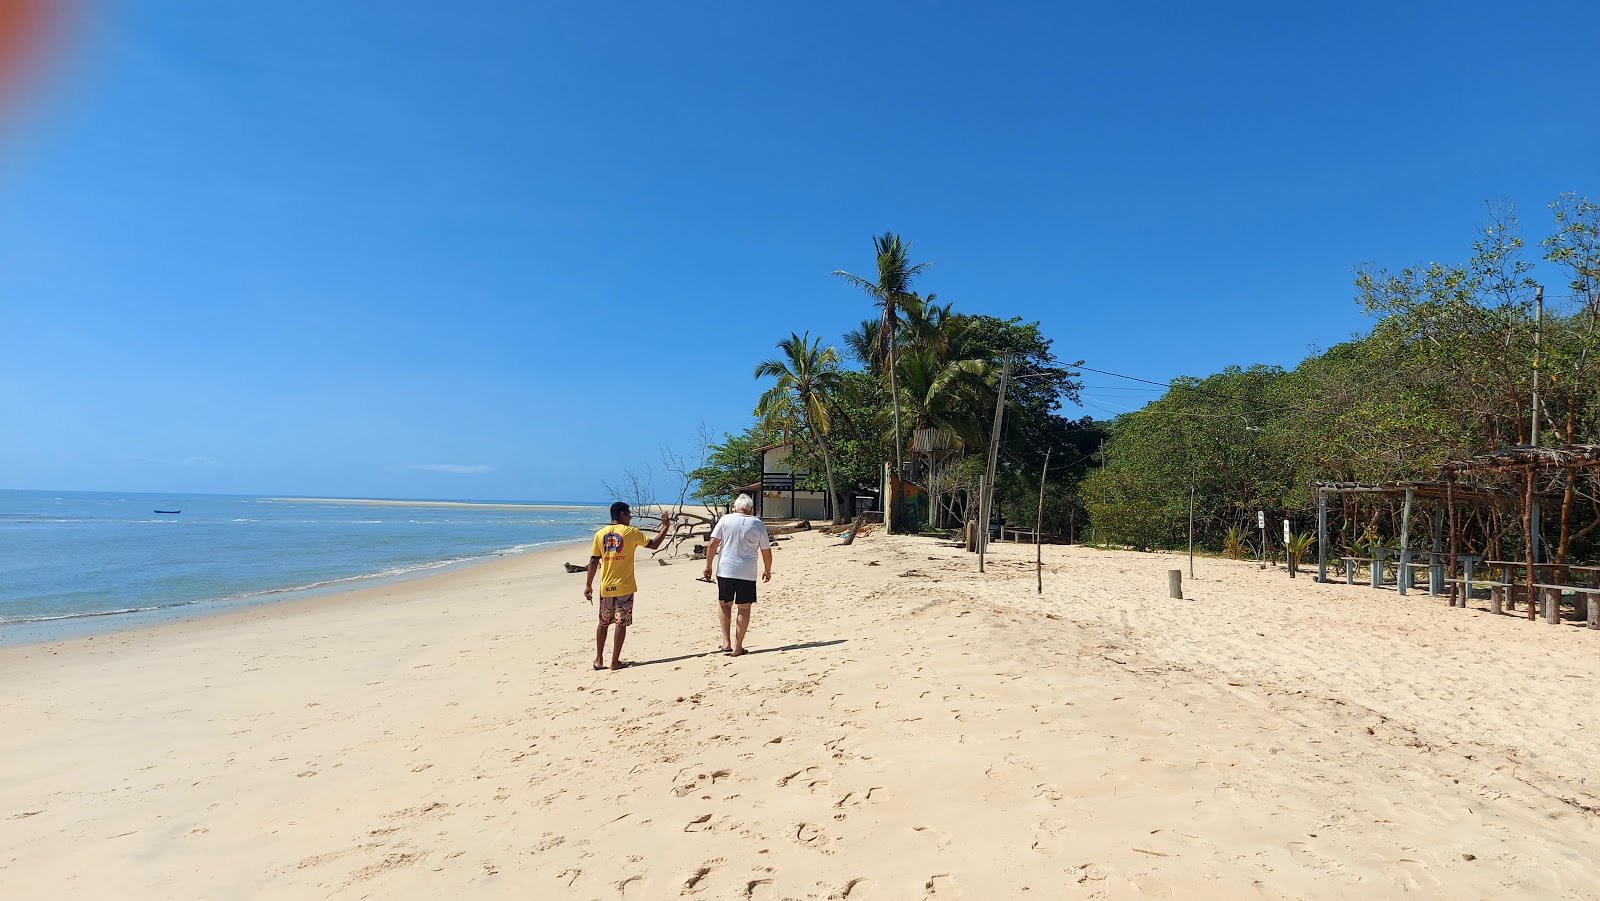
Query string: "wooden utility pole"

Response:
xmin=1036 ymin=448 xmax=1051 ymax=594
xmin=1532 ymin=284 xmax=1543 ymax=447
xmin=978 ymin=355 xmax=1012 ymax=574
xmin=1187 ymin=463 xmax=1196 ymax=579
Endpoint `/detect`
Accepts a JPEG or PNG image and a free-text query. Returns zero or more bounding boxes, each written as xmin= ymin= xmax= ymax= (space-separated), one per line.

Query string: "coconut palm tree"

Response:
xmin=754 ymin=332 xmax=844 ymax=524
xmin=833 ymin=233 xmax=932 ymax=478
xmin=843 ymin=319 xmax=883 ymax=373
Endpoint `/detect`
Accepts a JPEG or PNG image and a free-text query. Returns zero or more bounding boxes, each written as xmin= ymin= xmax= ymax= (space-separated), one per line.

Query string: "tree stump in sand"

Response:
xmin=840 ymin=512 xmax=870 ymax=546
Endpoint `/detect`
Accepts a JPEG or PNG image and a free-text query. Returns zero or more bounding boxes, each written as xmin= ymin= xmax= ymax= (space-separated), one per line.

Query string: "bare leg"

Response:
xmin=594 ymin=622 xmax=608 ymax=668
xmin=610 ymin=624 xmax=627 ymax=669
xmin=733 ymin=605 xmax=752 ymax=654
xmin=718 ymin=601 xmax=733 ymax=650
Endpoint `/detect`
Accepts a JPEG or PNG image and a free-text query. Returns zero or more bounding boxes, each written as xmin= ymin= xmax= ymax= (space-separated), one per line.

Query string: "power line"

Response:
xmin=1073 ymin=362 xmax=1338 ymax=418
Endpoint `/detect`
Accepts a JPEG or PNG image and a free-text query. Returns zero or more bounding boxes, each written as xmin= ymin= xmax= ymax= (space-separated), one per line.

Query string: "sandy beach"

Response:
xmin=4 ymin=530 xmax=1599 ymax=899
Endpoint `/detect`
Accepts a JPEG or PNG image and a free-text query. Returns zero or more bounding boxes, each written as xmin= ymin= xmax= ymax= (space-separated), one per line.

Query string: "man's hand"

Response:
xmin=703 ymin=564 xmax=713 ymax=580
xmin=659 ymin=512 xmax=672 ymax=529
xmin=583 ymin=585 xmax=594 ymax=603
xmin=762 ymin=571 xmax=771 ymax=583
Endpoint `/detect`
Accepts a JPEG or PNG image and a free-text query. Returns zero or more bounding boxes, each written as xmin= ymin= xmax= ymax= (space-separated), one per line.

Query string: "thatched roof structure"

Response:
xmin=1440 ymin=444 xmax=1600 ymax=475
xmin=1315 ymin=480 xmax=1559 ymax=509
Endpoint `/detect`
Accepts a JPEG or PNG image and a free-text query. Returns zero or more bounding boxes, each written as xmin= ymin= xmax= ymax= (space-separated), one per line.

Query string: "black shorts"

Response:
xmin=717 ymin=577 xmax=757 ymax=604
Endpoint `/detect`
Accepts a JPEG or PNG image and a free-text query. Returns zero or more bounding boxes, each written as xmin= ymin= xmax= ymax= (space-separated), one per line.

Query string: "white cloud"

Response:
xmin=387 ymin=463 xmax=495 ymax=474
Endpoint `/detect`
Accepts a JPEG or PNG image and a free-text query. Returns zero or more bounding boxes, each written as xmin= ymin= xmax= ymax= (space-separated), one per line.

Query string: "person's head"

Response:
xmin=733 ymin=493 xmax=755 ymax=515
xmin=609 ymin=501 xmax=631 ymax=524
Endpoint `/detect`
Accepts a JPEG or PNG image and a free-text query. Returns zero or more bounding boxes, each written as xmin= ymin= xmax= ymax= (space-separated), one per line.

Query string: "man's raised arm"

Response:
xmin=646 ymin=511 xmax=672 ymax=550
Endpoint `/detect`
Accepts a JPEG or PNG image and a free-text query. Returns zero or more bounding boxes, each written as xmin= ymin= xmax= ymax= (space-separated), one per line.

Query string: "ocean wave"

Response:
xmin=0 ymin=602 xmax=182 ymax=625
xmin=0 ymin=538 xmax=582 ymax=628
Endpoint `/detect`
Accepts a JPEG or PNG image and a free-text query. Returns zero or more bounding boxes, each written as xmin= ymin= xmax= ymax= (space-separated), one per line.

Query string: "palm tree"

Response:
xmin=833 ymin=233 xmax=932 ymax=480
xmin=843 ymin=319 xmax=883 ymax=373
xmin=754 ymin=332 xmax=844 ymax=524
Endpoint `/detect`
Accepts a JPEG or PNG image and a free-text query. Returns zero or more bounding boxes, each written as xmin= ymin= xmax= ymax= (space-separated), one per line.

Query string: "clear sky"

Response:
xmin=2 ymin=1 xmax=1596 ymax=501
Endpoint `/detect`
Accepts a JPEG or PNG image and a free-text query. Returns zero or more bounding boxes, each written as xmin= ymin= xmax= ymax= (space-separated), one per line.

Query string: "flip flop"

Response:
xmin=592 ymin=663 xmax=605 ymax=671
xmin=729 ymin=649 xmax=749 ymax=657
xmin=609 ymin=661 xmax=634 ymax=671
xmin=717 ymin=646 xmax=732 ymax=653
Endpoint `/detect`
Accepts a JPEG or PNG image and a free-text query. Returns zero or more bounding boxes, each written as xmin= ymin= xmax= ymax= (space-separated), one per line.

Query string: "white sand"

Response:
xmin=3 ymin=532 xmax=1599 ymax=898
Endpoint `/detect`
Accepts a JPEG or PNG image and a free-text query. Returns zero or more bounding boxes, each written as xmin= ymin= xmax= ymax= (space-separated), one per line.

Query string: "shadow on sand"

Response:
xmin=630 ymin=638 xmax=846 ymax=668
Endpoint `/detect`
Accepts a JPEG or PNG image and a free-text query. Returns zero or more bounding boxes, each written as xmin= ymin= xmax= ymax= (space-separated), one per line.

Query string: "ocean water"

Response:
xmin=0 ymin=490 xmax=603 ymax=643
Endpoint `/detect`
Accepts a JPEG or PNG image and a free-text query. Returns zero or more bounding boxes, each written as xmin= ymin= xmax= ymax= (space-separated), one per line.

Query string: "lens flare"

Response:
xmin=0 ymin=0 xmax=62 ymax=120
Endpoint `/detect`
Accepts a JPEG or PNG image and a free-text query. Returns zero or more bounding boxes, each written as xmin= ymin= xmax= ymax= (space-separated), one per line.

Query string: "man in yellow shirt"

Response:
xmin=585 ymin=502 xmax=671 ymax=671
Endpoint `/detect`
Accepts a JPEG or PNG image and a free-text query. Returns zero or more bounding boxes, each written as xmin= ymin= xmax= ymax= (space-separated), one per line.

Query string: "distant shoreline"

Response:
xmin=264 ymin=497 xmax=603 ymax=511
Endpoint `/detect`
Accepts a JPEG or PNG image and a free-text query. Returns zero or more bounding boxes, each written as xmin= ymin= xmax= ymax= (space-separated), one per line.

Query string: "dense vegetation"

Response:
xmin=691 ymin=194 xmax=1599 ymax=561
xmin=1083 ymin=195 xmax=1600 ymax=561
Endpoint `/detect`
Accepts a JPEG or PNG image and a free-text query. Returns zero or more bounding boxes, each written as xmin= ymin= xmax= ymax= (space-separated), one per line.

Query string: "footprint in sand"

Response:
xmin=1386 ymin=857 xmax=1441 ymax=892
xmin=924 ymin=873 xmax=960 ymax=896
xmin=777 ymin=766 xmax=830 ymax=791
xmin=1129 ymin=873 xmax=1175 ymax=897
xmin=911 ymin=825 xmax=952 ymax=850
xmin=794 ymin=822 xmax=829 ymax=850
xmin=682 ymin=858 xmax=725 ymax=893
xmin=684 ymin=814 xmax=714 ymax=833
xmin=829 ymin=877 xmax=876 ymax=899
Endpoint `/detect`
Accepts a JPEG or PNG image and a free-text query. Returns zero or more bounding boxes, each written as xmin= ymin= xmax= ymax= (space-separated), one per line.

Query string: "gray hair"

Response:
xmin=733 ymin=493 xmax=755 ymax=514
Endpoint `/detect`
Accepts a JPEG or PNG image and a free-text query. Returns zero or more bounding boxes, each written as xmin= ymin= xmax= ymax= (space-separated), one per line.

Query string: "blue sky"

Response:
xmin=2 ymin=1 xmax=1596 ymax=501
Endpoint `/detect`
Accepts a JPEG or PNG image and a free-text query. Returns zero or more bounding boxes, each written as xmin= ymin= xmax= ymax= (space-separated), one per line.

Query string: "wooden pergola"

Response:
xmin=1313 ymin=480 xmax=1548 ymax=593
xmin=1436 ymin=444 xmax=1600 ymax=623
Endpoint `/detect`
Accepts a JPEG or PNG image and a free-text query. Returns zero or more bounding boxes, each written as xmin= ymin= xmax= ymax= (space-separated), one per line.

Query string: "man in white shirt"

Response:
xmin=702 ymin=493 xmax=773 ymax=657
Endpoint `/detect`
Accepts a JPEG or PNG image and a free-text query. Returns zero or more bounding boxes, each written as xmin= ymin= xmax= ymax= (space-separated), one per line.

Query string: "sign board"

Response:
xmin=1257 ymin=510 xmax=1265 ymax=530
xmin=1283 ymin=519 xmax=1291 ymax=543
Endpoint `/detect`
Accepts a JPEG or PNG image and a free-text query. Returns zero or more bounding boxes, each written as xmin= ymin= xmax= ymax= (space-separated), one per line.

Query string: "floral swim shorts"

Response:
xmin=598 ymin=593 xmax=634 ymax=626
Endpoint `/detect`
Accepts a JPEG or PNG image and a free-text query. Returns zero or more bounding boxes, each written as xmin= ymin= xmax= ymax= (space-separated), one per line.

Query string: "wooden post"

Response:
xmin=1317 ymin=488 xmax=1328 ymax=583
xmin=1168 ymin=569 xmax=1183 ymax=599
xmin=967 ymin=474 xmax=985 ymax=553
xmin=1397 ymin=488 xmax=1413 ymax=597
xmin=1531 ymin=500 xmax=1542 ymax=564
xmin=1187 ymin=469 xmax=1196 ymax=579
xmin=1588 ymin=591 xmax=1598 ymax=630
xmin=1446 ymin=480 xmax=1459 ymax=606
xmin=1525 ymin=469 xmax=1537 ymax=621
xmin=1036 ymin=448 xmax=1051 ymax=595
xmin=1440 ymin=505 xmax=1452 ymax=595
xmin=1546 ymin=585 xmax=1561 ymax=626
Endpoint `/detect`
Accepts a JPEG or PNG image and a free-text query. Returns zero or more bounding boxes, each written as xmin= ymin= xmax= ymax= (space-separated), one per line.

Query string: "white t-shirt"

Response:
xmin=709 ymin=513 xmax=772 ymax=581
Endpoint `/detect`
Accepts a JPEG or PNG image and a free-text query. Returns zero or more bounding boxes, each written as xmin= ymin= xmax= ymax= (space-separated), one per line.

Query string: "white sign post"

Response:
xmin=1257 ymin=511 xmax=1266 ymax=569
xmin=1283 ymin=519 xmax=1291 ymax=543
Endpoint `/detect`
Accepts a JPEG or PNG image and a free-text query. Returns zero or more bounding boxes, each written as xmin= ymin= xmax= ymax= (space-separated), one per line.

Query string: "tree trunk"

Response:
xmin=809 ymin=419 xmax=844 ymax=525
xmin=885 ymin=310 xmax=903 ymax=534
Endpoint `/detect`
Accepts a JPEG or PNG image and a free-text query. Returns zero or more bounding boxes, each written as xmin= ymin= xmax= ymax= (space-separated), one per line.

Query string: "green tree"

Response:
xmin=834 ymin=233 xmax=932 ymax=477
xmin=687 ymin=424 xmax=776 ymax=508
xmin=755 ymin=332 xmax=846 ymax=524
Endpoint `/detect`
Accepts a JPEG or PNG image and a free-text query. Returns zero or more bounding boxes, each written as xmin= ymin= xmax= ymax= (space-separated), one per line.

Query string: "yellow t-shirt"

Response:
xmin=590 ymin=524 xmax=650 ymax=597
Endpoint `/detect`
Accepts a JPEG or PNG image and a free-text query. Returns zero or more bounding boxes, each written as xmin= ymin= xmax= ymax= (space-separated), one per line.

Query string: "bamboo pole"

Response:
xmin=1525 ymin=468 xmax=1537 ymax=621
xmin=1036 ymin=448 xmax=1050 ymax=595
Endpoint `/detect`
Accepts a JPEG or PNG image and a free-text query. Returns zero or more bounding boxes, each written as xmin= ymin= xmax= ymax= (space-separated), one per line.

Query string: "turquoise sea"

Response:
xmin=0 ymin=490 xmax=602 ymax=644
